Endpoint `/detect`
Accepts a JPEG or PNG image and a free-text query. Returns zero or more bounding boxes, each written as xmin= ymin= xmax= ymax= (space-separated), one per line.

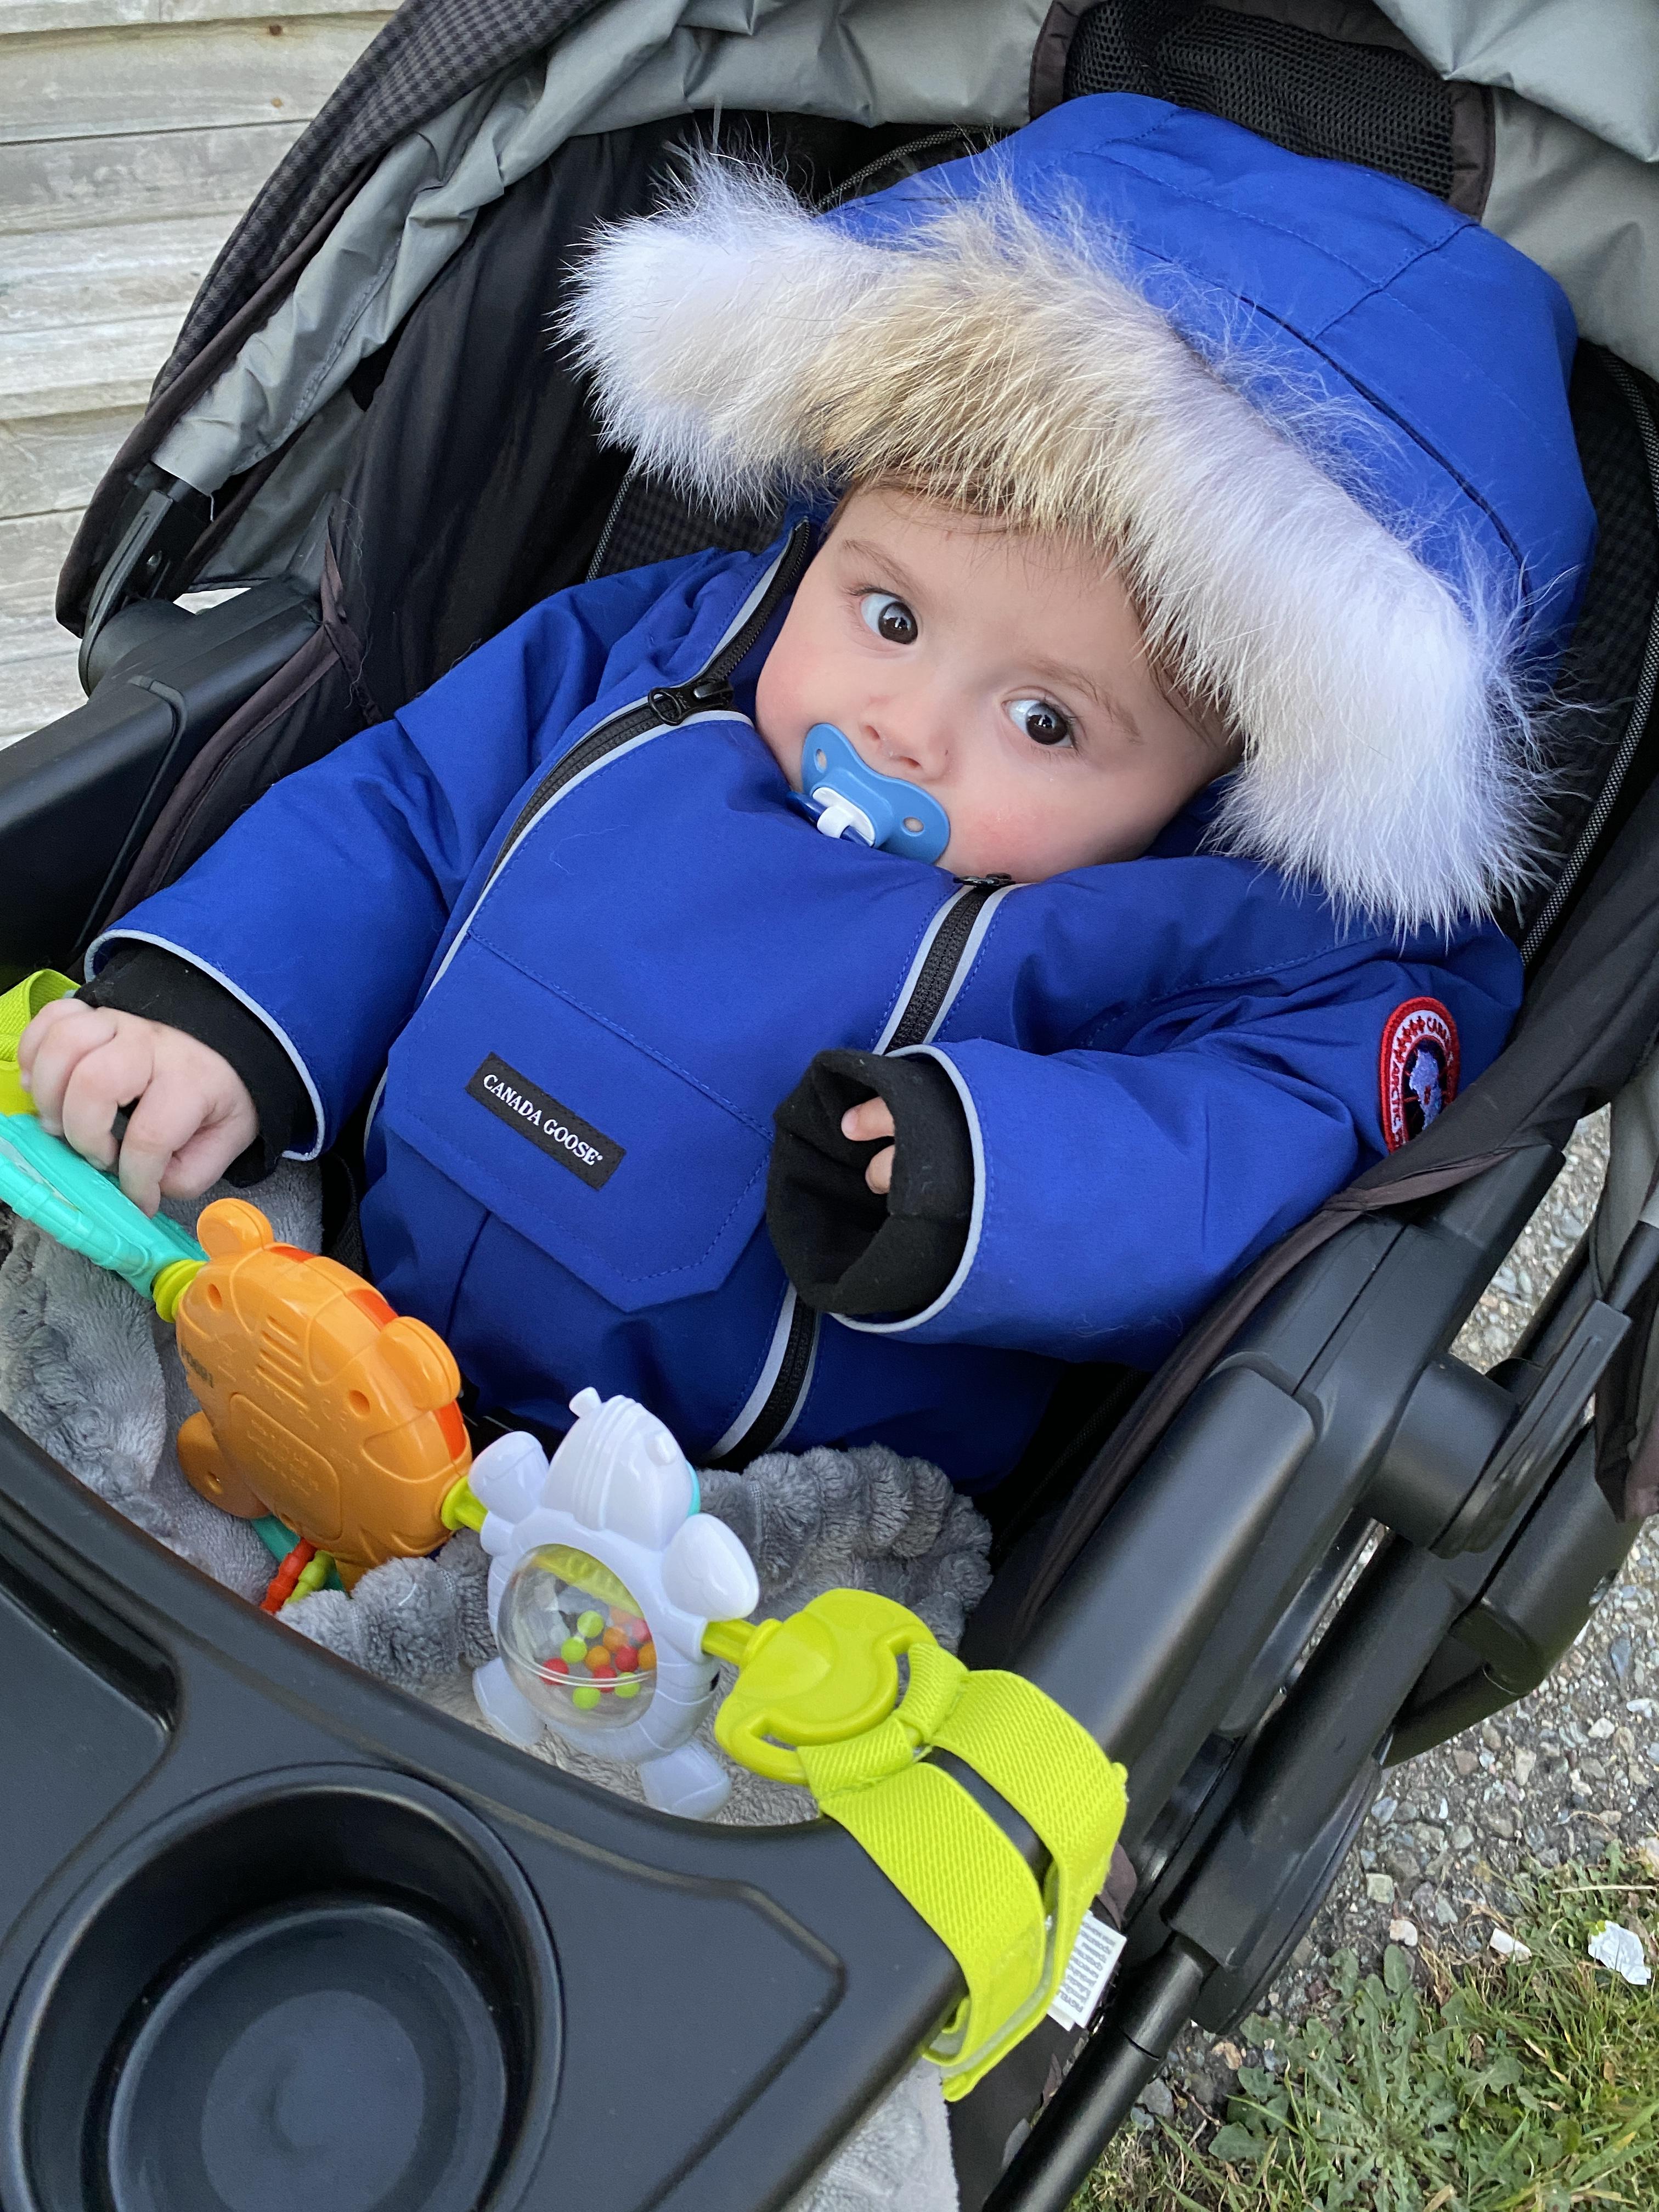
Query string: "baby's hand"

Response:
xmin=841 ymin=1097 xmax=896 ymax=1195
xmin=17 ymin=999 xmax=258 ymax=1217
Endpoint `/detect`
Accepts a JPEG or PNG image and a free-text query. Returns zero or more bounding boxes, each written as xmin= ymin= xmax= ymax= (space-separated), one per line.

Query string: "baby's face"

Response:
xmin=755 ymin=487 xmax=1227 ymax=882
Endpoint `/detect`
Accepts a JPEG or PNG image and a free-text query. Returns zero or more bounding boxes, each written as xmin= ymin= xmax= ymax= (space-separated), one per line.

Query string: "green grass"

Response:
xmin=1076 ymin=1858 xmax=1659 ymax=2212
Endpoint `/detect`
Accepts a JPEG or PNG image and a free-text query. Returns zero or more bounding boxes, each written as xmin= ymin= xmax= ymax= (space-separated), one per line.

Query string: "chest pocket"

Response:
xmin=377 ymin=936 xmax=772 ymax=1313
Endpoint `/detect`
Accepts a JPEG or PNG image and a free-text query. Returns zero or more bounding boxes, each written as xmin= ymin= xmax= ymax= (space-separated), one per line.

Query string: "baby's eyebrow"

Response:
xmin=1032 ymin=659 xmax=1144 ymax=743
xmin=836 ymin=537 xmax=923 ymax=600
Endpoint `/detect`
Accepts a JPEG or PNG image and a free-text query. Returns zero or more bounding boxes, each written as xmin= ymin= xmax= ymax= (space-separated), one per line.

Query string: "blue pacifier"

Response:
xmin=800 ymin=724 xmax=951 ymax=864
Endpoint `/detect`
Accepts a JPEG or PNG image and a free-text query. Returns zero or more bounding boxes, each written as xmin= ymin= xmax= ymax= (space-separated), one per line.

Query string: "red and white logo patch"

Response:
xmin=1380 ymin=997 xmax=1459 ymax=1153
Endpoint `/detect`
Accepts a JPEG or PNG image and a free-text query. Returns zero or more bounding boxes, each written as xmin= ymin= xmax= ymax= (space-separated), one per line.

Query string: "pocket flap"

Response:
xmin=379 ymin=939 xmax=771 ymax=1313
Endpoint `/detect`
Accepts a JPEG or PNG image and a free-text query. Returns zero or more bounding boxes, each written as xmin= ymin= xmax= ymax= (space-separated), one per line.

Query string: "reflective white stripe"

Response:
xmin=873 ymin=886 xmax=973 ymax=1052
xmin=83 ymin=926 xmax=329 ymax=1161
xmin=709 ymin=1285 xmax=801 ymax=1460
xmin=449 ymin=710 xmax=754 ymax=988
xmin=363 ymin=707 xmax=759 ymax=1149
xmin=363 ymin=1065 xmax=390 ymax=1145
xmin=366 ymin=538 xmax=797 ymax=1152
xmin=710 ymin=542 xmax=800 ymax=667
xmin=835 ymin=1045 xmax=984 ymax=1336
xmin=917 ymin=883 xmax=1014 ymax=1043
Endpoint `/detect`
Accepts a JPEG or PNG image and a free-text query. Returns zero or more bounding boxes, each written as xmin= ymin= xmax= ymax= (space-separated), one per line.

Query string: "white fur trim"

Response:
xmin=562 ymin=160 xmax=1544 ymax=930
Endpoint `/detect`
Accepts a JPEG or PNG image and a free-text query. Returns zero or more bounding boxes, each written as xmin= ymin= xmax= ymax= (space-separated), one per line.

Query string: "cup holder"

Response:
xmin=0 ymin=1769 xmax=559 ymax=2212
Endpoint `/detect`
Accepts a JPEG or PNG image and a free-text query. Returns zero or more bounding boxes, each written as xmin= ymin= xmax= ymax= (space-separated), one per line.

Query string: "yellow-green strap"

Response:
xmin=0 ymin=969 xmax=78 ymax=1114
xmin=800 ymin=1739 xmax=1047 ymax=2080
xmin=930 ymin=1669 xmax=1127 ymax=2080
xmin=796 ymin=1641 xmax=1126 ymax=2099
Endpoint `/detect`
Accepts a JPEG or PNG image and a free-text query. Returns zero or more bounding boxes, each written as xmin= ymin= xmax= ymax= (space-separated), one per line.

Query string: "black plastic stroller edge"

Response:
xmin=0 ymin=1115 xmax=1639 ymax=2212
xmin=0 ymin=583 xmax=319 ymax=988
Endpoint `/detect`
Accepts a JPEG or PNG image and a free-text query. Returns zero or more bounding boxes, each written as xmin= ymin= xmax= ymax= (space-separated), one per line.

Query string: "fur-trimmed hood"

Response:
xmin=562 ymin=95 xmax=1596 ymax=931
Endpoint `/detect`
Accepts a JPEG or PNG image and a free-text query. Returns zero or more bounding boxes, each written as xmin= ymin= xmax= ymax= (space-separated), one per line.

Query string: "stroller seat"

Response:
xmin=2 ymin=6 xmax=1658 ymax=2210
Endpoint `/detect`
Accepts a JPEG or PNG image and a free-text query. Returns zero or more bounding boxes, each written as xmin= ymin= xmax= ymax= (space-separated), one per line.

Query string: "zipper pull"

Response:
xmin=954 ymin=873 xmax=1013 ymax=890
xmin=648 ymin=673 xmax=735 ymax=725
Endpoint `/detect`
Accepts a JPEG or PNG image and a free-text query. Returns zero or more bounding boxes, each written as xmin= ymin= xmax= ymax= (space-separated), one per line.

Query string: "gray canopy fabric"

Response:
xmin=143 ymin=0 xmax=1659 ymax=534
xmin=1485 ymin=92 xmax=1659 ymax=385
xmin=153 ymin=0 xmax=1048 ymax=500
xmin=1377 ymin=0 xmax=1659 ymax=162
xmin=1377 ymin=1 xmax=1659 ymax=381
xmin=155 ymin=0 xmax=606 ymax=394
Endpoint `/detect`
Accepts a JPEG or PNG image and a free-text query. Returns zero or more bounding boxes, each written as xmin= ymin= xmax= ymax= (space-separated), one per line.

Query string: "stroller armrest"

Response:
xmin=0 ymin=583 xmax=319 ymax=984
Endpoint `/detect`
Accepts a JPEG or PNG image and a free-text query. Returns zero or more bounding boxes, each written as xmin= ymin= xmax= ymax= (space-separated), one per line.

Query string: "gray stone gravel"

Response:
xmin=1149 ymin=1113 xmax=1659 ymax=2122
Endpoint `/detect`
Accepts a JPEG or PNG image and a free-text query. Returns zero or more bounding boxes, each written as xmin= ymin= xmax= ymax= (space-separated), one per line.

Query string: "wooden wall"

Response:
xmin=0 ymin=0 xmax=390 ymax=743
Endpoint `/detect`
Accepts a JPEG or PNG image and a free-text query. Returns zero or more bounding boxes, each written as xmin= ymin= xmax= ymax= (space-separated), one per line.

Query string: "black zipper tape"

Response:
xmin=489 ymin=522 xmax=811 ymax=881
xmin=885 ymin=879 xmax=1006 ymax=1051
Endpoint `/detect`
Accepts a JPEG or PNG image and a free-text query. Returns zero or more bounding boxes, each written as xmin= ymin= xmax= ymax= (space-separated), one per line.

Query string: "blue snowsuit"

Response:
xmin=93 ymin=99 xmax=1593 ymax=1491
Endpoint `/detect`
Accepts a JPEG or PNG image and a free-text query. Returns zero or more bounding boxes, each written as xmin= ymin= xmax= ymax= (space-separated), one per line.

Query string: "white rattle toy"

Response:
xmin=469 ymin=1389 xmax=759 ymax=1817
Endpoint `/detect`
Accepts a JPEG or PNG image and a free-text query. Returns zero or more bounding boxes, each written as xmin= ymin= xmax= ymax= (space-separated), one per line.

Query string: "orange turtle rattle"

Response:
xmin=174 ymin=1199 xmax=472 ymax=1587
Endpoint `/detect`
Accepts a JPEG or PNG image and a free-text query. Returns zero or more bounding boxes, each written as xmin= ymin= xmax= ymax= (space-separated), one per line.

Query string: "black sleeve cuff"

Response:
xmin=81 ymin=943 xmax=314 ymax=1185
xmin=768 ymin=1048 xmax=973 ymax=1318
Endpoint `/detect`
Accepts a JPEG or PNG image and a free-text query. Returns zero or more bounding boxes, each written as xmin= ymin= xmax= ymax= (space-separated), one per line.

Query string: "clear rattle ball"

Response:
xmin=496 ymin=1544 xmax=658 ymax=1731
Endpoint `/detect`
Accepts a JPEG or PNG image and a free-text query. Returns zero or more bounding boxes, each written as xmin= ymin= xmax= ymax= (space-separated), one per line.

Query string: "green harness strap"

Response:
xmin=717 ymin=1604 xmax=1126 ymax=2100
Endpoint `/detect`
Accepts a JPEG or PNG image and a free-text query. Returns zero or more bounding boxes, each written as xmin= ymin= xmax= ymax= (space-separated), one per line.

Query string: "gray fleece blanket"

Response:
xmin=0 ymin=1167 xmax=990 ymax=2212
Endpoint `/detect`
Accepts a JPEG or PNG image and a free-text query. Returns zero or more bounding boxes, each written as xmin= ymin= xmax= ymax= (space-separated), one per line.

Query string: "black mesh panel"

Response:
xmin=1063 ymin=2 xmax=1460 ymax=200
xmin=588 ymin=474 xmax=782 ymax=580
xmin=1509 ymin=353 xmax=1659 ymax=953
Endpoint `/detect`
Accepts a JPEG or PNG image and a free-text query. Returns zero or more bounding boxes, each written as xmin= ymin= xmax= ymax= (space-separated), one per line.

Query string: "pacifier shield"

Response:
xmin=802 ymin=724 xmax=950 ymax=864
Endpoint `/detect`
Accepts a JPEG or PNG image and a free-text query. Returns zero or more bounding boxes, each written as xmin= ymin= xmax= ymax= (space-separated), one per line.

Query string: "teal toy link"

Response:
xmin=801 ymin=723 xmax=951 ymax=864
xmin=0 ymin=1111 xmax=206 ymax=1299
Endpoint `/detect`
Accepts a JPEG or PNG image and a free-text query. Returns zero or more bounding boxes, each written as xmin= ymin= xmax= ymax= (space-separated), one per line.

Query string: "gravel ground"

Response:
xmin=1147 ymin=1112 xmax=1658 ymax=2127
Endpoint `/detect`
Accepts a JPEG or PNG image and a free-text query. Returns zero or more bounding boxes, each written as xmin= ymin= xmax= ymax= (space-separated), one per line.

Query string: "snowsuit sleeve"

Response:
xmin=835 ymin=931 xmax=1520 ymax=1372
xmin=87 ymin=555 xmax=722 ymax=1157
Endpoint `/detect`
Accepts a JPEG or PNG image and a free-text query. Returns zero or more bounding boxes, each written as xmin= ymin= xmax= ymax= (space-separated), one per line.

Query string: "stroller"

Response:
xmin=3 ymin=2 xmax=1658 ymax=2207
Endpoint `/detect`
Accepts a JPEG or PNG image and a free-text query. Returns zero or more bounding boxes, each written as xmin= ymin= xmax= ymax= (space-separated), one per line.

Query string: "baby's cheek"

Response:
xmin=754 ymin=634 xmax=817 ymax=785
xmin=941 ymin=791 xmax=1060 ymax=882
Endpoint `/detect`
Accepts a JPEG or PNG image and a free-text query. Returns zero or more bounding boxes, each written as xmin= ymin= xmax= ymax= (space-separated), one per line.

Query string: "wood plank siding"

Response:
xmin=0 ymin=0 xmax=388 ymax=743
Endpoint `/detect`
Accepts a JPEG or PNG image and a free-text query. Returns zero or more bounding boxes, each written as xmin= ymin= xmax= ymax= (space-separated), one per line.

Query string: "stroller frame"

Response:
xmin=3 ymin=5 xmax=1659 ymax=2209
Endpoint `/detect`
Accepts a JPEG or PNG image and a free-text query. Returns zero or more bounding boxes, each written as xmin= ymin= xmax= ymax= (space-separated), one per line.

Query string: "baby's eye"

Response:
xmin=860 ymin=592 xmax=919 ymax=645
xmin=1009 ymin=697 xmax=1074 ymax=748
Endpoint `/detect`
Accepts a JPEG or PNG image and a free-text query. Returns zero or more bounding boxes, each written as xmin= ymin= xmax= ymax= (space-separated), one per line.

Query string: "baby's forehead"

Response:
xmin=832 ymin=492 xmax=1130 ymax=617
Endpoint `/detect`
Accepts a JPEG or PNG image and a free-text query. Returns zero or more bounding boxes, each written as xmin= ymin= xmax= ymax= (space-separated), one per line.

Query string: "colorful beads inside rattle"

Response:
xmin=495 ymin=1543 xmax=659 ymax=1733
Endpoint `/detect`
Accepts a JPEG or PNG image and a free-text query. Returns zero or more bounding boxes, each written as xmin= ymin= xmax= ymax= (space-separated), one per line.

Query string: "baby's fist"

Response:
xmin=18 ymin=998 xmax=258 ymax=1216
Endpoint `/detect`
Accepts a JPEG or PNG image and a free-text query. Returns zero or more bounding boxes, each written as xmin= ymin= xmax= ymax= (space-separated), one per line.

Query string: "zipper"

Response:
xmin=489 ymin=521 xmax=811 ymax=887
xmin=714 ymin=876 xmax=1009 ymax=1466
xmin=884 ymin=877 xmax=1009 ymax=1049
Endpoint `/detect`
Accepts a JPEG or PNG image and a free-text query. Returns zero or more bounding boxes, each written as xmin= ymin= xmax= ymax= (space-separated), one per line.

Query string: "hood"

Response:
xmin=562 ymin=93 xmax=1597 ymax=930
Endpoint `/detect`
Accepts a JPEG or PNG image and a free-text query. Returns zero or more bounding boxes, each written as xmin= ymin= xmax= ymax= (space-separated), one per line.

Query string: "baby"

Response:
xmin=16 ymin=99 xmax=1594 ymax=1493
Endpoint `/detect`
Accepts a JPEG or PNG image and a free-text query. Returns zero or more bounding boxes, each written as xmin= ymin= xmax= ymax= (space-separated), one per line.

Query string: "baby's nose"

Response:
xmin=868 ymin=711 xmax=947 ymax=780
